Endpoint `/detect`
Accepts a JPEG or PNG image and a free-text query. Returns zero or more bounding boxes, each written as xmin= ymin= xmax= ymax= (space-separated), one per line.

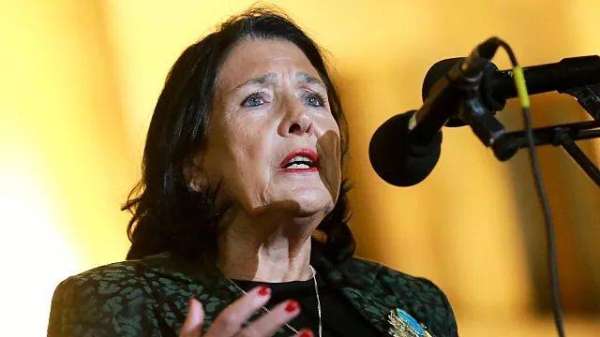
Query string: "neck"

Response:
xmin=217 ymin=207 xmax=323 ymax=282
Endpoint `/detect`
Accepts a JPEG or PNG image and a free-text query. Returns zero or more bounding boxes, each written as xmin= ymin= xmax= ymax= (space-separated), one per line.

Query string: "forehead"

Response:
xmin=216 ymin=38 xmax=321 ymax=89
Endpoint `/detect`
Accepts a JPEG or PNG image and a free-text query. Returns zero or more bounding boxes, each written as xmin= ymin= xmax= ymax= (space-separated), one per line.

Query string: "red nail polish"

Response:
xmin=258 ymin=285 xmax=270 ymax=296
xmin=284 ymin=300 xmax=299 ymax=313
xmin=299 ymin=330 xmax=313 ymax=337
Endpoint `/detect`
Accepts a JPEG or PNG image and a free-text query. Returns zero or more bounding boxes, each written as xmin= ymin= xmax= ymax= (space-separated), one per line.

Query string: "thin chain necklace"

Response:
xmin=225 ymin=265 xmax=322 ymax=337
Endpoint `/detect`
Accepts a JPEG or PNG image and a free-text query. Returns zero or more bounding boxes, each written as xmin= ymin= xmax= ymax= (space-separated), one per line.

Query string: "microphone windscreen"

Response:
xmin=369 ymin=111 xmax=442 ymax=187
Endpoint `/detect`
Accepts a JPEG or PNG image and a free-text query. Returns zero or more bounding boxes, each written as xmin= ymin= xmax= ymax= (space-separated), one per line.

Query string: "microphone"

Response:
xmin=370 ymin=53 xmax=600 ymax=187
xmin=369 ymin=111 xmax=442 ymax=187
xmin=369 ymin=40 xmax=496 ymax=187
xmin=423 ymin=55 xmax=600 ymax=114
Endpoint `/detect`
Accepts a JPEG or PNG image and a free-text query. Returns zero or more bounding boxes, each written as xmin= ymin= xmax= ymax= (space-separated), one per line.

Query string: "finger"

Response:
xmin=205 ymin=285 xmax=271 ymax=337
xmin=292 ymin=329 xmax=314 ymax=337
xmin=237 ymin=299 xmax=301 ymax=337
xmin=180 ymin=298 xmax=204 ymax=337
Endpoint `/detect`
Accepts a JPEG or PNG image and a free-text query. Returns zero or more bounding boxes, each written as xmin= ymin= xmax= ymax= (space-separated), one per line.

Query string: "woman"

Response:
xmin=48 ymin=8 xmax=457 ymax=337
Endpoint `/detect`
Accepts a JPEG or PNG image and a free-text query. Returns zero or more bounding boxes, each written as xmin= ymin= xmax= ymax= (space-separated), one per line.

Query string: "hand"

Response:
xmin=179 ymin=286 xmax=313 ymax=337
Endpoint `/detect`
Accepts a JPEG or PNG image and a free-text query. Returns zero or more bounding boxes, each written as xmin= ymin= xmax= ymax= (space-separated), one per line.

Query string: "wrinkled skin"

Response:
xmin=194 ymin=39 xmax=341 ymax=219
xmin=181 ymin=38 xmax=342 ymax=336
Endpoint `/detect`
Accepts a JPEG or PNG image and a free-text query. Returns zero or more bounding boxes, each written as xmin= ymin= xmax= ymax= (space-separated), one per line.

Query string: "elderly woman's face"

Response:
xmin=196 ymin=39 xmax=341 ymax=217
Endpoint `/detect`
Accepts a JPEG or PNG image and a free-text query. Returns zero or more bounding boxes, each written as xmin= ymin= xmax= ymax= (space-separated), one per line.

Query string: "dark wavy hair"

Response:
xmin=123 ymin=8 xmax=354 ymax=263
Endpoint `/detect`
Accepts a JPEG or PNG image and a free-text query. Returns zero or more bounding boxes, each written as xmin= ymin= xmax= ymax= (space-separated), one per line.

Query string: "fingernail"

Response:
xmin=299 ymin=330 xmax=313 ymax=337
xmin=258 ymin=285 xmax=270 ymax=296
xmin=285 ymin=300 xmax=299 ymax=313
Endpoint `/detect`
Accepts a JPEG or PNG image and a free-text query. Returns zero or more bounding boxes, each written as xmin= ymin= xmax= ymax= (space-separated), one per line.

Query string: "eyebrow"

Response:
xmin=232 ymin=72 xmax=325 ymax=91
xmin=233 ymin=72 xmax=278 ymax=90
xmin=296 ymin=72 xmax=324 ymax=86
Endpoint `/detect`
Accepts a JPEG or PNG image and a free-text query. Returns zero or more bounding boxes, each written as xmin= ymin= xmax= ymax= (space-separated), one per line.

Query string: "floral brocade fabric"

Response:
xmin=48 ymin=252 xmax=458 ymax=336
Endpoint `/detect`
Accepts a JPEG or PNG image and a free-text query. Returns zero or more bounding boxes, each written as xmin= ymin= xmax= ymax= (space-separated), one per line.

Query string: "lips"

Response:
xmin=279 ymin=148 xmax=319 ymax=173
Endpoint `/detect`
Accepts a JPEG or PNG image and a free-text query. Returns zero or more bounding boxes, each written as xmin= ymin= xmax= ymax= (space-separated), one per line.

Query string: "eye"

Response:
xmin=241 ymin=92 xmax=269 ymax=107
xmin=304 ymin=92 xmax=327 ymax=108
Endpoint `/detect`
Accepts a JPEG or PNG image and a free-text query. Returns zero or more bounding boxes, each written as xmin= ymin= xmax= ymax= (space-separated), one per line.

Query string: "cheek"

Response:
xmin=233 ymin=131 xmax=271 ymax=179
xmin=214 ymin=124 xmax=274 ymax=202
xmin=201 ymin=122 xmax=247 ymax=185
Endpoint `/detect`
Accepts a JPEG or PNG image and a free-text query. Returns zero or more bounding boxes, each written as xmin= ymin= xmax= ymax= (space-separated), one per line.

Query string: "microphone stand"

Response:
xmin=440 ymin=41 xmax=596 ymax=337
xmin=490 ymin=83 xmax=600 ymax=186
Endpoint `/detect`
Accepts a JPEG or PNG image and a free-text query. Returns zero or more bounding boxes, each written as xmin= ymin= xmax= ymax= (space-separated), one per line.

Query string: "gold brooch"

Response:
xmin=387 ymin=308 xmax=432 ymax=337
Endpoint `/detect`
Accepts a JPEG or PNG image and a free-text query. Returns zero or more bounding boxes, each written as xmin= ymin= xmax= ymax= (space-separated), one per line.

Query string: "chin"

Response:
xmin=279 ymin=188 xmax=334 ymax=216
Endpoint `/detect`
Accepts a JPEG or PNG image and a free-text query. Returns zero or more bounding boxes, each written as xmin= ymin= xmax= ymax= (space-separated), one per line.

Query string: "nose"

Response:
xmin=278 ymin=99 xmax=314 ymax=137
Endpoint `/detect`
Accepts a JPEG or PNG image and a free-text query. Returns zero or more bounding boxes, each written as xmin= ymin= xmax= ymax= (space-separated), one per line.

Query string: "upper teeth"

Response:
xmin=285 ymin=156 xmax=313 ymax=167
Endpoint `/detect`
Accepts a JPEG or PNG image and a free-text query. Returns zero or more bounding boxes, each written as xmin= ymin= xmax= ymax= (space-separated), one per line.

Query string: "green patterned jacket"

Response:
xmin=48 ymin=251 xmax=458 ymax=336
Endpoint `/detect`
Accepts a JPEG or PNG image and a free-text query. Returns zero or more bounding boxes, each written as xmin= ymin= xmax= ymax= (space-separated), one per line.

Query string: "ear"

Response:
xmin=183 ymin=153 xmax=207 ymax=192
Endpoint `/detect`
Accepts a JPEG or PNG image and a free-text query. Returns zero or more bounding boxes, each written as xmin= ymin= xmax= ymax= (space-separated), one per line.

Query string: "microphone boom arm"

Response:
xmin=490 ymin=83 xmax=600 ymax=186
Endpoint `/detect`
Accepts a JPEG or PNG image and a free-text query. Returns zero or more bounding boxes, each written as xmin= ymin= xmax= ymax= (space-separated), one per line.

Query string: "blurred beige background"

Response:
xmin=0 ymin=0 xmax=598 ymax=335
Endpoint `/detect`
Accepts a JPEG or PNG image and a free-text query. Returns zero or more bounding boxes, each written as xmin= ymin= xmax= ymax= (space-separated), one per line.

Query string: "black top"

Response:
xmin=233 ymin=273 xmax=379 ymax=337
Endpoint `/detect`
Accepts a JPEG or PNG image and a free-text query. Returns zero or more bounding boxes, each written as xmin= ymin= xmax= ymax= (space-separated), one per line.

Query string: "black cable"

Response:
xmin=522 ymin=105 xmax=566 ymax=337
xmin=495 ymin=39 xmax=566 ymax=337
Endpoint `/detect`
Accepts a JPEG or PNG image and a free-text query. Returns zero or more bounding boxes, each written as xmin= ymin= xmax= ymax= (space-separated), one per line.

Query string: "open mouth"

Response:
xmin=280 ymin=149 xmax=319 ymax=172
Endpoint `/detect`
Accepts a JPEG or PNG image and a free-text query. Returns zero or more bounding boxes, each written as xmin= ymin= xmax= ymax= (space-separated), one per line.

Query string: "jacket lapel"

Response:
xmin=313 ymin=252 xmax=393 ymax=335
xmin=141 ymin=252 xmax=240 ymax=328
xmin=338 ymin=283 xmax=394 ymax=334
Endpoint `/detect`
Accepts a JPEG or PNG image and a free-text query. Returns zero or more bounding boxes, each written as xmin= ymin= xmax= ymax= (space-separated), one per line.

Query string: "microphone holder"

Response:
xmin=460 ymin=95 xmax=506 ymax=147
xmin=488 ymin=83 xmax=600 ymax=186
xmin=446 ymin=56 xmax=509 ymax=148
